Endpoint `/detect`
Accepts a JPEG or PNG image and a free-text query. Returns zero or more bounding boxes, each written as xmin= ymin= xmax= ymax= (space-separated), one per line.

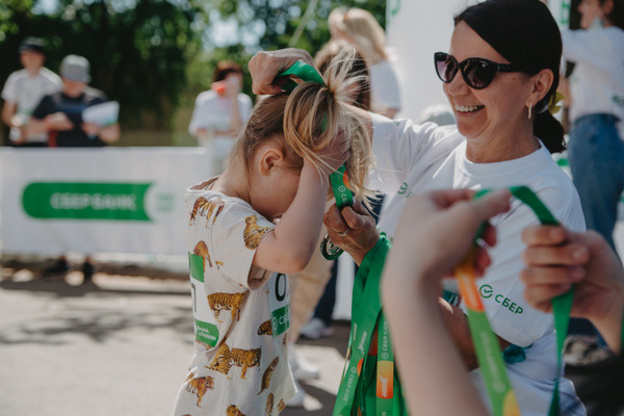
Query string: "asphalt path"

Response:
xmin=0 ymin=263 xmax=348 ymax=416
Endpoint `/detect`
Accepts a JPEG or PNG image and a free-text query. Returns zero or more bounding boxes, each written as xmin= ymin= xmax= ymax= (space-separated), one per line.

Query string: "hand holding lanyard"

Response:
xmin=457 ymin=186 xmax=573 ymax=416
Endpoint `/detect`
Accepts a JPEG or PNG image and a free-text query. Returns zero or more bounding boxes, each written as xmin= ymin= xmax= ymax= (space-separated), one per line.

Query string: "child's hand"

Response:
xmin=315 ymin=128 xmax=350 ymax=176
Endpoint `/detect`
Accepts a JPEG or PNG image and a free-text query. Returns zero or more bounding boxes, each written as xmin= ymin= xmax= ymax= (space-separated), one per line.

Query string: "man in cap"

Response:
xmin=1 ymin=37 xmax=62 ymax=146
xmin=27 ymin=54 xmax=119 ymax=147
xmin=27 ymin=54 xmax=120 ymax=283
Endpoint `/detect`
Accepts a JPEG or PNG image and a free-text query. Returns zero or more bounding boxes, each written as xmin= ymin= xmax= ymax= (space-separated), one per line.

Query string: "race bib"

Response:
xmin=268 ymin=272 xmax=290 ymax=337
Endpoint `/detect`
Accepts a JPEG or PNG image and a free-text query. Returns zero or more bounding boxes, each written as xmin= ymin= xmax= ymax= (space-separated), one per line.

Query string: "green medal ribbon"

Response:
xmin=277 ymin=60 xmax=325 ymax=92
xmin=277 ymin=60 xmax=407 ymax=413
xmin=463 ymin=186 xmax=573 ymax=416
xmin=333 ymin=235 xmax=406 ymax=415
xmin=321 ymin=165 xmax=354 ymax=260
xmin=331 ymin=164 xmax=354 ymax=209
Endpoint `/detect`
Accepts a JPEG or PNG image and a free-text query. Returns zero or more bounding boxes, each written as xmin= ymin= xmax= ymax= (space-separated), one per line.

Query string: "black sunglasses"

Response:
xmin=434 ymin=52 xmax=521 ymax=89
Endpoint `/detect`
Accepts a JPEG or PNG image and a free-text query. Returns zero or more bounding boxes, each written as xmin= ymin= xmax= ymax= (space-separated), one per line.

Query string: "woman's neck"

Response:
xmin=465 ymin=124 xmax=540 ymax=163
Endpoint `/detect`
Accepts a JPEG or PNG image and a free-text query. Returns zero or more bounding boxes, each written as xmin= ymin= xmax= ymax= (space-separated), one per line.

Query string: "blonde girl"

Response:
xmin=173 ymin=49 xmax=372 ymax=416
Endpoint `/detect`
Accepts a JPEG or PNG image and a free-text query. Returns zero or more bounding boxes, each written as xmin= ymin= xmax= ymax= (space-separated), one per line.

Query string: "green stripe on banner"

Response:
xmin=188 ymin=253 xmax=204 ymax=283
xmin=22 ymin=182 xmax=152 ymax=221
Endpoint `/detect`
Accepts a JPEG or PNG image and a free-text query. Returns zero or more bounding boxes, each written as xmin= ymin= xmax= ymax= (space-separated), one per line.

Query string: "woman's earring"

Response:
xmin=528 ymin=102 xmax=533 ymax=120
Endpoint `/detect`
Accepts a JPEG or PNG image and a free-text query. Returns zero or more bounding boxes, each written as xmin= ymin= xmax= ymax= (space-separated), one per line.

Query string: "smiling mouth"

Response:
xmin=454 ymin=104 xmax=484 ymax=113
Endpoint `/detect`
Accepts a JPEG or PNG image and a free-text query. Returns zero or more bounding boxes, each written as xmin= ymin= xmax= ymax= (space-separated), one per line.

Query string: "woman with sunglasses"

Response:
xmin=249 ymin=0 xmax=585 ymax=414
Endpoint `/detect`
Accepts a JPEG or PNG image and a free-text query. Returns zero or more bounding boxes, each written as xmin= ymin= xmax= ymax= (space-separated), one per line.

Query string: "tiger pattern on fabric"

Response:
xmin=226 ymin=405 xmax=247 ymax=416
xmin=277 ymin=399 xmax=286 ymax=412
xmin=257 ymin=320 xmax=273 ymax=336
xmin=258 ymin=356 xmax=280 ymax=394
xmin=208 ymin=343 xmax=232 ymax=375
xmin=183 ymin=372 xmax=214 ymax=407
xmin=243 ymin=215 xmax=271 ymax=250
xmin=229 ymin=347 xmax=262 ymax=379
xmin=265 ymin=393 xmax=274 ymax=415
xmin=189 ymin=197 xmax=225 ymax=226
xmin=193 ymin=240 xmax=212 ymax=269
xmin=207 ymin=292 xmax=246 ymax=321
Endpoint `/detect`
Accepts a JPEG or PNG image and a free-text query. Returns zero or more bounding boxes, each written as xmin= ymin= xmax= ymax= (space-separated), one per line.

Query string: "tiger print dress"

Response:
xmin=173 ymin=178 xmax=295 ymax=416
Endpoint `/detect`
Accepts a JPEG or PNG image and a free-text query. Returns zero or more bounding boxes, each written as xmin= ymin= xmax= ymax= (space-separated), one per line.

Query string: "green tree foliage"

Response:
xmin=1 ymin=0 xmax=207 ymax=131
xmin=1 ymin=0 xmax=385 ymax=142
xmin=188 ymin=0 xmax=386 ymax=102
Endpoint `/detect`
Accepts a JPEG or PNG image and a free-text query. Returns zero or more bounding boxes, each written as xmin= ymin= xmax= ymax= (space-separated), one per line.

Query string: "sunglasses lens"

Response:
xmin=463 ymin=59 xmax=497 ymax=89
xmin=435 ymin=53 xmax=457 ymax=83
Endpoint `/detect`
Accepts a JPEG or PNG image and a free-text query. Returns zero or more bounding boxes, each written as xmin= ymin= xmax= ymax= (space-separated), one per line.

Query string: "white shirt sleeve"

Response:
xmin=369 ymin=60 xmax=402 ymax=113
xmin=1 ymin=71 xmax=19 ymax=102
xmin=239 ymin=94 xmax=253 ymax=124
xmin=371 ymin=112 xmax=461 ymax=195
xmin=210 ymin=203 xmax=275 ymax=290
xmin=188 ymin=93 xmax=205 ymax=136
xmin=561 ymin=29 xmax=614 ymax=72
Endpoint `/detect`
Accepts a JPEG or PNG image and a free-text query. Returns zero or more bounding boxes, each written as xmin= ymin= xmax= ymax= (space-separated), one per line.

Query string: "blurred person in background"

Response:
xmin=328 ymin=7 xmax=401 ymax=119
xmin=1 ymin=37 xmax=62 ymax=147
xmin=188 ymin=61 xmax=253 ymax=174
xmin=562 ymin=0 xmax=624 ymax=253
xmin=557 ymin=0 xmax=624 ymax=364
xmin=26 ymin=54 xmax=120 ymax=283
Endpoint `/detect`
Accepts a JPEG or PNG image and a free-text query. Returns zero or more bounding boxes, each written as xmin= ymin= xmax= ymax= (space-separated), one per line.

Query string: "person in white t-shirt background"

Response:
xmin=561 ymin=0 xmax=624 ymax=253
xmin=328 ymin=7 xmax=402 ymax=119
xmin=1 ymin=37 xmax=62 ymax=147
xmin=188 ymin=61 xmax=253 ymax=175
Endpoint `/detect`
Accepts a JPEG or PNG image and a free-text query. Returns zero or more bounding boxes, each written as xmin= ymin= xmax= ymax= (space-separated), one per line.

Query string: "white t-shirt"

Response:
xmin=369 ymin=60 xmax=402 ymax=115
xmin=188 ymin=90 xmax=253 ymax=168
xmin=1 ymin=67 xmax=62 ymax=143
xmin=561 ymin=27 xmax=624 ymax=123
xmin=371 ymin=114 xmax=586 ymax=416
xmin=174 ymin=179 xmax=295 ymax=416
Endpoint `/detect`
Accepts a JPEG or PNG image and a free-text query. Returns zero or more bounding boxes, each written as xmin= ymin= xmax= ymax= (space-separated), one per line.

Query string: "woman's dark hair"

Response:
xmin=213 ymin=61 xmax=242 ymax=83
xmin=602 ymin=0 xmax=624 ymax=30
xmin=455 ymin=0 xmax=565 ymax=153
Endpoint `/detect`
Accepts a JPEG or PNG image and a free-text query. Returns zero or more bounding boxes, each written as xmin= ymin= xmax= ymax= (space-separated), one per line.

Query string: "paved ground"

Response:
xmin=1 ymin=256 xmax=622 ymax=416
xmin=0 ymin=261 xmax=349 ymax=416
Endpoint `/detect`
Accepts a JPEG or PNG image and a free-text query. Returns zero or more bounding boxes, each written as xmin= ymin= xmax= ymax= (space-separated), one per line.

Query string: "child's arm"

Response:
xmin=253 ymin=138 xmax=349 ymax=274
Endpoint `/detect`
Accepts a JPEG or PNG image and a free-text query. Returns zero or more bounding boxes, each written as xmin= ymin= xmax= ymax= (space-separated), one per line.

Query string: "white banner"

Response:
xmin=0 ymin=147 xmax=214 ymax=256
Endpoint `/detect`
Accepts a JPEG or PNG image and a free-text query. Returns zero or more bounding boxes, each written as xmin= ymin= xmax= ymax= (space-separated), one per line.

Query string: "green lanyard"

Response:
xmin=333 ymin=235 xmax=405 ymax=415
xmin=277 ymin=60 xmax=325 ymax=92
xmin=464 ymin=186 xmax=573 ymax=416
xmin=321 ymin=165 xmax=354 ymax=260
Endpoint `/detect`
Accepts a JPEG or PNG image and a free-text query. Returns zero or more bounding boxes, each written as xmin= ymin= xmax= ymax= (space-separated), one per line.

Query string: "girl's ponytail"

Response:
xmin=283 ymin=47 xmax=374 ymax=206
